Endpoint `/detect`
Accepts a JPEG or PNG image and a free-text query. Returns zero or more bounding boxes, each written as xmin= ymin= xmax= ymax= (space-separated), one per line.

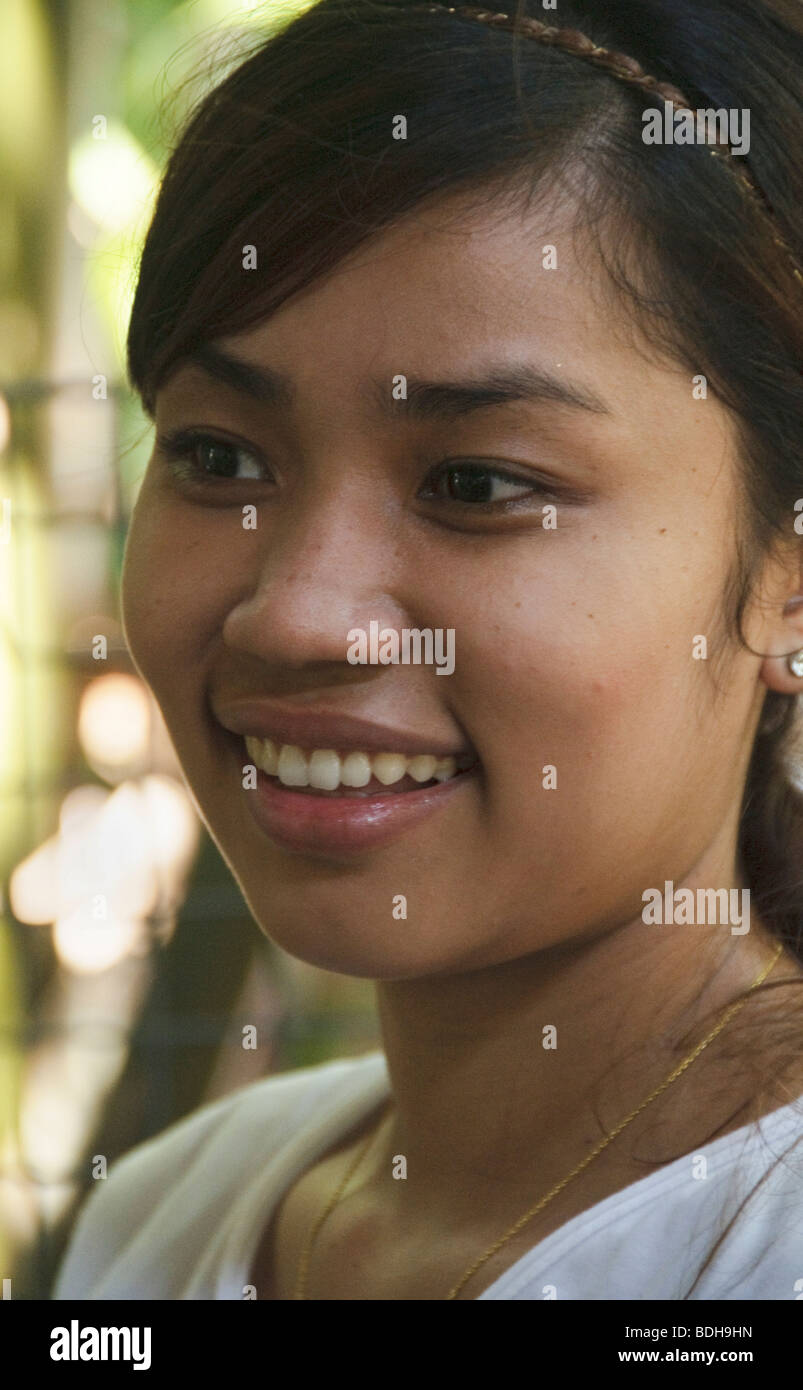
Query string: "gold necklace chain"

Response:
xmin=293 ymin=942 xmax=783 ymax=1300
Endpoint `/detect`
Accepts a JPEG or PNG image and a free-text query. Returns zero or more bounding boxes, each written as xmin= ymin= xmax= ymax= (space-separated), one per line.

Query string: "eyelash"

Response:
xmin=155 ymin=427 xmax=562 ymax=511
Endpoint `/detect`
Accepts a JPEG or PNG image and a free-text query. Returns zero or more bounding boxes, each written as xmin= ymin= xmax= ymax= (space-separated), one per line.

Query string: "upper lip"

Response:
xmin=214 ymin=698 xmax=475 ymax=760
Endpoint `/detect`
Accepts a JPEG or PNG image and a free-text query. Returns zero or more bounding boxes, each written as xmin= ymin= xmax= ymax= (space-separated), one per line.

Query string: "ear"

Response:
xmin=759 ymin=590 xmax=803 ymax=694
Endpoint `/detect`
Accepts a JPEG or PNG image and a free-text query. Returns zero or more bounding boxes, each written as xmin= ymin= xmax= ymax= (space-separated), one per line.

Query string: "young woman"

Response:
xmin=54 ymin=0 xmax=803 ymax=1300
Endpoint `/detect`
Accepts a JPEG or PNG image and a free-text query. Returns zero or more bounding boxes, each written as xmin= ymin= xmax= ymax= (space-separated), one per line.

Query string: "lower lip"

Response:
xmin=243 ymin=764 xmax=477 ymax=856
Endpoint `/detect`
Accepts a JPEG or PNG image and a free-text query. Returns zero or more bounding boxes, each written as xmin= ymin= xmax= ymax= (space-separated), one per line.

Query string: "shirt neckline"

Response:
xmin=223 ymin=1050 xmax=803 ymax=1301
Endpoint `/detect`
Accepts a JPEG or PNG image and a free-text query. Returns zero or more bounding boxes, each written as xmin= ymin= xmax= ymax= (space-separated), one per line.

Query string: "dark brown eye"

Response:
xmin=424 ymin=463 xmax=538 ymax=505
xmin=191 ymin=438 xmax=262 ymax=478
xmin=197 ymin=440 xmax=238 ymax=476
xmin=157 ymin=430 xmax=265 ymax=481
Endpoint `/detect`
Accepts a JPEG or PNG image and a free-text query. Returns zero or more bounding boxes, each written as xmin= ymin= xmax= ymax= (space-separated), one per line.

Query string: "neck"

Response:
xmin=372 ymin=855 xmax=782 ymax=1212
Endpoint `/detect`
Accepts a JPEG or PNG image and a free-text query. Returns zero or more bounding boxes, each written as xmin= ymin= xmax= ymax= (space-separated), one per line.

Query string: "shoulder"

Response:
xmin=483 ymin=1098 xmax=803 ymax=1302
xmin=657 ymin=1095 xmax=803 ymax=1299
xmin=685 ymin=1097 xmax=803 ymax=1299
xmin=52 ymin=1050 xmax=387 ymax=1300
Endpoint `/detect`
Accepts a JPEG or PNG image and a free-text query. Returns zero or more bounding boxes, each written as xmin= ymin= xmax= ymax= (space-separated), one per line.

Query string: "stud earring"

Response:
xmin=787 ymin=650 xmax=803 ymax=678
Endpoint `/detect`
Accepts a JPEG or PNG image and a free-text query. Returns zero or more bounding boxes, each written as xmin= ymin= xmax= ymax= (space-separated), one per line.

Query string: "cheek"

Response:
xmin=456 ymin=538 xmax=716 ymax=814
xmin=121 ymin=487 xmax=227 ymax=695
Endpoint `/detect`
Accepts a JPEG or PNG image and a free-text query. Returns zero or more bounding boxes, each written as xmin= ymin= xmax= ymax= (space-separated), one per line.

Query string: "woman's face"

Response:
xmin=121 ymin=189 xmax=784 ymax=978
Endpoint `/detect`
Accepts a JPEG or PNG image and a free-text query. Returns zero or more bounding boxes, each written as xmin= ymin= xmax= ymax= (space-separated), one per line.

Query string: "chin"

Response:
xmin=242 ymin=892 xmax=463 ymax=980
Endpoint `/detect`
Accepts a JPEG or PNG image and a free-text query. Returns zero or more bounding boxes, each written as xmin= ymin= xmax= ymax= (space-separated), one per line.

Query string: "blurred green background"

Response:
xmin=0 ymin=0 xmax=379 ymax=1300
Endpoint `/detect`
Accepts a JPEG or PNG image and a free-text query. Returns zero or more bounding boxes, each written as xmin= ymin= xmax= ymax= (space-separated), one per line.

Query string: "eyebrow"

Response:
xmin=181 ymin=343 xmax=611 ymax=420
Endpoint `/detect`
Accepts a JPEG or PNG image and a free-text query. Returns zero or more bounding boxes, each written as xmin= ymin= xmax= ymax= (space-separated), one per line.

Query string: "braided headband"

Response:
xmin=395 ymin=3 xmax=803 ymax=289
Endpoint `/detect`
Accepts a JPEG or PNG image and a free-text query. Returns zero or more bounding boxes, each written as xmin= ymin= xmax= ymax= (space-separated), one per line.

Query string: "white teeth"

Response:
xmin=372 ymin=753 xmax=408 ymax=786
xmin=340 ymin=751 xmax=372 ymax=787
xmin=244 ymin=736 xmax=471 ymax=790
xmin=245 ymin=736 xmax=278 ymax=774
xmin=407 ymin=754 xmax=437 ymax=783
xmin=308 ymin=750 xmax=341 ymax=790
xmin=277 ymin=744 xmax=309 ymax=787
xmin=261 ymin=738 xmax=279 ymax=775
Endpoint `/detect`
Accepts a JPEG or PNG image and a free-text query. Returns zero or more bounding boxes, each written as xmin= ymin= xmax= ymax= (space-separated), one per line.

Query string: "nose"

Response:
xmin=221 ymin=478 xmax=409 ymax=672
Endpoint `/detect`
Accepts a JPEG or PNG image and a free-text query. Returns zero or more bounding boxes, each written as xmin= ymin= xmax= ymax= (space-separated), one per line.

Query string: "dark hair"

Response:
xmin=126 ymin=0 xmax=803 ymax=1299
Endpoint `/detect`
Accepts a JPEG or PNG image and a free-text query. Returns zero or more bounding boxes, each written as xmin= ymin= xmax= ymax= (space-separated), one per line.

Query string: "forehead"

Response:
xmin=223 ymin=187 xmax=635 ymax=393
xmin=197 ymin=183 xmax=690 ymax=433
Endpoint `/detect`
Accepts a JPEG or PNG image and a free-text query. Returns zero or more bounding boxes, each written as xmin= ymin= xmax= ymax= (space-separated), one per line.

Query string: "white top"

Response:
xmin=53 ymin=1050 xmax=803 ymax=1300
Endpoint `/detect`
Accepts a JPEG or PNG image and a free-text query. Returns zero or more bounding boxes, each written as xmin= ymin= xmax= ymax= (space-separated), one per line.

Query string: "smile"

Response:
xmin=238 ymin=734 xmax=478 ymax=855
xmin=244 ymin=735 xmax=475 ymax=796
